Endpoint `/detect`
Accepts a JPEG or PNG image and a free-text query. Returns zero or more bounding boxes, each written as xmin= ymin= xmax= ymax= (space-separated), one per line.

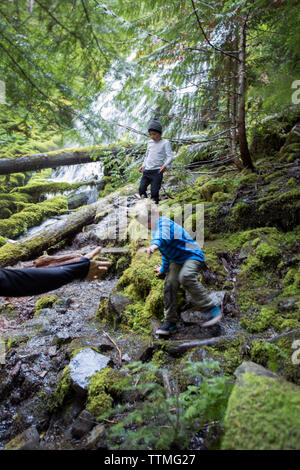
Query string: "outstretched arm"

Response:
xmin=0 ymin=247 xmax=111 ymax=297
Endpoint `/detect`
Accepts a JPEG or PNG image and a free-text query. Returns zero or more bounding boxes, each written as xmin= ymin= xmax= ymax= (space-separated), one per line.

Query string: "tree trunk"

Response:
xmin=237 ymin=17 xmax=255 ymax=171
xmin=0 ymin=146 xmax=122 ymax=176
xmin=164 ymin=335 xmax=239 ymax=356
xmin=0 ymin=201 xmax=100 ymax=267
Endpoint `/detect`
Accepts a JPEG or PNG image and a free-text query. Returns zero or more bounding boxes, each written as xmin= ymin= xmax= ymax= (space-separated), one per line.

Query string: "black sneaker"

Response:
xmin=155 ymin=321 xmax=177 ymax=336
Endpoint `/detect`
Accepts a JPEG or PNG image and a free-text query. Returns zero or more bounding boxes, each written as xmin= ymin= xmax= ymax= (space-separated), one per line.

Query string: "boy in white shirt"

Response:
xmin=138 ymin=119 xmax=175 ymax=204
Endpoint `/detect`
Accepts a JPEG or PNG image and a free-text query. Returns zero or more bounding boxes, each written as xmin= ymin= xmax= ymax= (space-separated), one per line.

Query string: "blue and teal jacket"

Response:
xmin=151 ymin=216 xmax=205 ymax=274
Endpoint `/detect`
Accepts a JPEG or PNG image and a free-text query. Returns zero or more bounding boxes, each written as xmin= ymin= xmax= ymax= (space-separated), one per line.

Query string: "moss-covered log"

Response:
xmin=0 ymin=201 xmax=101 ymax=267
xmin=0 ymin=145 xmax=128 ymax=175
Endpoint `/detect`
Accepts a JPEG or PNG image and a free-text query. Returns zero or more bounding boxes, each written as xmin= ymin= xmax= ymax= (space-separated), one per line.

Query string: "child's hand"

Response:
xmin=159 ymin=164 xmax=166 ymax=173
xmin=154 ymin=265 xmax=161 ymax=275
xmin=139 ymin=245 xmax=158 ymax=258
xmin=154 ymin=265 xmax=165 ymax=278
xmin=138 ymin=166 xmax=145 ymax=173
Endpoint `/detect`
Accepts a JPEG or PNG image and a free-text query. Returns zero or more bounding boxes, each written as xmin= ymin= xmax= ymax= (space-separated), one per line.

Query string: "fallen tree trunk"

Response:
xmin=0 ymin=145 xmax=123 ymax=175
xmin=165 ymin=334 xmax=240 ymax=356
xmin=0 ymin=201 xmax=100 ymax=267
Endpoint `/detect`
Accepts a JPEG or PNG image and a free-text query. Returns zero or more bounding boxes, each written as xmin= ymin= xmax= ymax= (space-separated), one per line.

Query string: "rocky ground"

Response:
xmin=0 ymin=112 xmax=299 ymax=450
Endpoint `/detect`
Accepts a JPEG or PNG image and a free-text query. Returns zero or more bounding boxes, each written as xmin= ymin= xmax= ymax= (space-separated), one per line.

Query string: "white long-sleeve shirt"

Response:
xmin=142 ymin=139 xmax=175 ymax=170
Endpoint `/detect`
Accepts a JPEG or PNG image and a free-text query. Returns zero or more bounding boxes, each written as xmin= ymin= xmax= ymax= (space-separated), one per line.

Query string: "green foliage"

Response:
xmin=104 ymin=360 xmax=232 ymax=450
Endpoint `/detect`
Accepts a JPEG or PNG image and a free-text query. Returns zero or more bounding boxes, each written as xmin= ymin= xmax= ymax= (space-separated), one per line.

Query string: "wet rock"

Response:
xmin=0 ymin=370 xmax=14 ymax=400
xmin=84 ymin=424 xmax=106 ymax=450
xmin=98 ymin=293 xmax=133 ymax=326
xmin=278 ymin=298 xmax=299 ymax=311
xmin=121 ymin=353 xmax=131 ymax=364
xmin=69 ymin=348 xmax=112 ymax=394
xmin=11 ymin=396 xmax=50 ymax=435
xmin=234 ymin=361 xmax=278 ymax=383
xmin=67 ymin=192 xmax=89 ymax=210
xmin=109 ymin=294 xmax=132 ymax=318
xmin=71 ymin=410 xmax=95 ymax=439
xmin=61 ymin=399 xmax=83 ymax=427
xmin=52 ymin=330 xmax=73 ymax=347
xmin=135 ymin=345 xmax=155 ymax=362
xmin=4 ymin=425 xmax=40 ymax=450
xmin=48 ymin=346 xmax=57 ymax=357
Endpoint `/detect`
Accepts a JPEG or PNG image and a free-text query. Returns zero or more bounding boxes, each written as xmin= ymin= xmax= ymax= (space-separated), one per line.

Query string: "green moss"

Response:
xmin=240 ymin=306 xmax=276 ymax=333
xmin=203 ymin=337 xmax=247 ymax=375
xmin=117 ymin=251 xmax=163 ymax=300
xmin=264 ymin=170 xmax=285 ymax=182
xmin=0 ymin=195 xmax=68 ymax=239
xmin=152 ymin=350 xmax=169 ymax=367
xmin=222 ymin=372 xmax=300 ymax=449
xmin=13 ymin=181 xmax=92 ymax=202
xmin=86 ymin=367 xmax=123 ymax=417
xmin=51 ymin=366 xmax=72 ymax=410
xmin=286 ymin=177 xmax=297 ymax=188
xmin=0 ymin=235 xmax=8 ymax=247
xmin=34 ymin=295 xmax=58 ymax=314
xmin=282 ymin=267 xmax=300 ymax=296
xmin=212 ymin=192 xmax=232 ymax=202
xmin=239 ymin=172 xmax=259 ymax=186
xmin=115 ymin=250 xmax=165 ymax=334
xmin=99 ymin=183 xmax=115 ymax=198
xmin=250 ymin=340 xmax=289 ymax=373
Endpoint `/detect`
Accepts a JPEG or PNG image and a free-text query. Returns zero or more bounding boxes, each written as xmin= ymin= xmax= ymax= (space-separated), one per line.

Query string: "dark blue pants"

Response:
xmin=139 ymin=170 xmax=163 ymax=204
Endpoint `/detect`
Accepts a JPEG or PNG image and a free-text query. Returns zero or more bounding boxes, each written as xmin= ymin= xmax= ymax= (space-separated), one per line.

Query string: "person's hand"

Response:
xmin=84 ymin=247 xmax=112 ymax=280
xmin=139 ymin=245 xmax=158 ymax=258
xmin=154 ymin=265 xmax=161 ymax=275
xmin=138 ymin=166 xmax=145 ymax=173
xmin=159 ymin=164 xmax=166 ymax=173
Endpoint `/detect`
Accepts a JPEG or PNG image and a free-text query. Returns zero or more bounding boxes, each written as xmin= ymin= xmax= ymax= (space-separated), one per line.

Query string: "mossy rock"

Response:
xmin=222 ymin=368 xmax=300 ymax=449
xmin=50 ymin=366 xmax=72 ymax=411
xmin=0 ymin=195 xmax=68 ymax=239
xmin=86 ymin=367 xmax=124 ymax=417
xmin=279 ymin=123 xmax=300 ymax=162
xmin=34 ymin=295 xmax=58 ymax=315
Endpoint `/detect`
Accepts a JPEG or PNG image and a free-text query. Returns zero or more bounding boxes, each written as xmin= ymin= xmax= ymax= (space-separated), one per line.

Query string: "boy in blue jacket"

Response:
xmin=131 ymin=200 xmax=222 ymax=336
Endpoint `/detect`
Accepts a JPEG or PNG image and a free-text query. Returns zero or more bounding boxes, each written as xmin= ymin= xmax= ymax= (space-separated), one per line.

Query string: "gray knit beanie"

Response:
xmin=148 ymin=119 xmax=162 ymax=134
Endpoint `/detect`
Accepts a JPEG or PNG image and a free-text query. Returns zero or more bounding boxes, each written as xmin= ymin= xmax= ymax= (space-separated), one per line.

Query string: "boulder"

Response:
xmin=69 ymin=348 xmax=112 ymax=394
xmin=222 ymin=361 xmax=300 ymax=450
xmin=4 ymin=426 xmax=40 ymax=450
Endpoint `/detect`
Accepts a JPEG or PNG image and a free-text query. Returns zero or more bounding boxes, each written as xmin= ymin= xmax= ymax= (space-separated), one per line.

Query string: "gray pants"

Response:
xmin=164 ymin=259 xmax=215 ymax=323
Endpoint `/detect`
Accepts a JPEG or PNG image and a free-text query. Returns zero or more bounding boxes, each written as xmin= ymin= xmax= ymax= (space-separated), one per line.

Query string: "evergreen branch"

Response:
xmin=190 ymin=0 xmax=239 ymax=61
xmin=34 ymin=0 xmax=82 ymax=43
xmin=80 ymin=0 xmax=110 ymax=65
